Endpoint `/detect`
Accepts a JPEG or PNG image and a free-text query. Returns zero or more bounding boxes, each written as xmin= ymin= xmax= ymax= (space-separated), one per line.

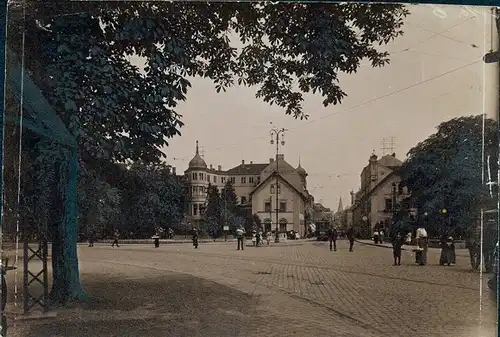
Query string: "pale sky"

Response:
xmin=133 ymin=4 xmax=491 ymax=210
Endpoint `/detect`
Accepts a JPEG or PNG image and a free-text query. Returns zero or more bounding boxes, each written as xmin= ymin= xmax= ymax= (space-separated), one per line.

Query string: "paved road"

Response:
xmin=7 ymin=240 xmax=497 ymax=337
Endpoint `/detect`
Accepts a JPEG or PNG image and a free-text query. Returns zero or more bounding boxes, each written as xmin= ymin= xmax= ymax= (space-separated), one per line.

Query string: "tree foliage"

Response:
xmin=221 ymin=181 xmax=238 ymax=213
xmin=400 ymin=115 xmax=498 ymax=236
xmin=8 ymin=1 xmax=409 ymax=304
xmin=11 ymin=2 xmax=408 ymax=164
xmin=202 ymin=184 xmax=223 ymax=237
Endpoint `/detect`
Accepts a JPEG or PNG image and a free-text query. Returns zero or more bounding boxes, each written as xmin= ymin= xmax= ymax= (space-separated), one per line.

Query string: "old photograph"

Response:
xmin=1 ymin=2 xmax=499 ymax=337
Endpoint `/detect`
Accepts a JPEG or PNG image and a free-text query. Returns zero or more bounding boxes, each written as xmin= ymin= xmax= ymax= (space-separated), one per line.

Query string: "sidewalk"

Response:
xmin=355 ymin=239 xmax=470 ymax=257
xmin=93 ymin=238 xmax=312 ymax=246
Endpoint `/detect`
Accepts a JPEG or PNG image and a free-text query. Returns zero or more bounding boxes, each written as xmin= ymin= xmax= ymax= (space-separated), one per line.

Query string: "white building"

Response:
xmin=184 ymin=141 xmax=312 ymax=236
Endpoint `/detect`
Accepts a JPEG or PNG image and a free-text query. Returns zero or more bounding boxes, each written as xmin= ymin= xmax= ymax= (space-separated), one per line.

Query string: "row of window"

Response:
xmin=191 ymin=172 xmax=260 ymax=185
xmin=264 ymin=201 xmax=287 ymax=213
xmin=190 ymin=199 xmax=289 ymax=216
xmin=191 ymin=172 xmax=226 ymax=184
xmin=190 ymin=186 xmax=250 ymax=205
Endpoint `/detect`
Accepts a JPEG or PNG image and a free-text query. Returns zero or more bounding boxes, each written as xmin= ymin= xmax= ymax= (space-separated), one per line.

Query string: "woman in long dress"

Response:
xmin=439 ymin=236 xmax=455 ymax=266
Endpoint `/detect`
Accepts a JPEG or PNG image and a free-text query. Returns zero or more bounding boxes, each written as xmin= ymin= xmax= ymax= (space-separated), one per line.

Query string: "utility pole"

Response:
xmin=481 ymin=7 xmax=499 ymax=324
xmin=483 ymin=7 xmax=499 ymax=122
xmin=270 ymin=125 xmax=287 ymax=243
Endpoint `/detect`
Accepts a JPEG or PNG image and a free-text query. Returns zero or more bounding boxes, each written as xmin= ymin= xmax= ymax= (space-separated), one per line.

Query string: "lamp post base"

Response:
xmin=274 ymin=232 xmax=280 ymax=243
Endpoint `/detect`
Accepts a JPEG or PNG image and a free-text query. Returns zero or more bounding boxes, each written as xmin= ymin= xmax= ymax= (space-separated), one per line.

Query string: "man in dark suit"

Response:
xmin=346 ymin=226 xmax=355 ymax=252
xmin=327 ymin=226 xmax=338 ymax=251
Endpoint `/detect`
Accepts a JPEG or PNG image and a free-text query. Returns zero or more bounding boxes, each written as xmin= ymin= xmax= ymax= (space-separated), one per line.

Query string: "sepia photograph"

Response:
xmin=0 ymin=1 xmax=499 ymax=337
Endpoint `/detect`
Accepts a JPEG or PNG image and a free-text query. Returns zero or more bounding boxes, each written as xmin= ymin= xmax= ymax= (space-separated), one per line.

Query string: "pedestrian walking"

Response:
xmin=111 ymin=230 xmax=120 ymax=247
xmin=439 ymin=235 xmax=455 ymax=266
xmin=327 ymin=226 xmax=338 ymax=251
xmin=379 ymin=228 xmax=385 ymax=244
xmin=251 ymin=230 xmax=257 ymax=246
xmin=465 ymin=221 xmax=481 ymax=271
xmin=88 ymin=231 xmax=95 ymax=247
xmin=373 ymin=228 xmax=380 ymax=244
xmin=152 ymin=233 xmax=160 ymax=248
xmin=256 ymin=230 xmax=261 ymax=247
xmin=415 ymin=226 xmax=428 ymax=265
xmin=346 ymin=226 xmax=354 ymax=252
xmin=266 ymin=231 xmax=272 ymax=246
xmin=392 ymin=232 xmax=405 ymax=266
xmin=236 ymin=226 xmax=245 ymax=250
xmin=484 ymin=222 xmax=497 ymax=273
xmin=192 ymin=228 xmax=199 ymax=249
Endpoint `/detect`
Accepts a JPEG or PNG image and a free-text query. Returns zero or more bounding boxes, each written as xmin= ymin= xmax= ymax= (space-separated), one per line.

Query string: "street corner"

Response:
xmin=12 ymin=272 xmax=258 ymax=337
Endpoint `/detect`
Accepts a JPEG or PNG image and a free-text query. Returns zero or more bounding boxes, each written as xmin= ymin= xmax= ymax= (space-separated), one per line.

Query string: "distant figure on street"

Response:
xmin=439 ymin=235 xmax=455 ymax=266
xmin=251 ymin=230 xmax=257 ymax=246
xmin=373 ymin=229 xmax=380 ymax=244
xmin=346 ymin=226 xmax=354 ymax=252
xmin=484 ymin=222 xmax=497 ymax=273
xmin=111 ymin=230 xmax=120 ymax=247
xmin=392 ymin=232 xmax=405 ymax=266
xmin=152 ymin=233 xmax=160 ymax=248
xmin=236 ymin=226 xmax=245 ymax=250
xmin=405 ymin=232 xmax=412 ymax=245
xmin=88 ymin=231 xmax=95 ymax=247
xmin=256 ymin=230 xmax=262 ymax=247
xmin=465 ymin=221 xmax=481 ymax=271
xmin=327 ymin=226 xmax=338 ymax=252
xmin=379 ymin=228 xmax=385 ymax=244
xmin=192 ymin=228 xmax=199 ymax=248
xmin=415 ymin=226 xmax=428 ymax=265
xmin=266 ymin=231 xmax=272 ymax=246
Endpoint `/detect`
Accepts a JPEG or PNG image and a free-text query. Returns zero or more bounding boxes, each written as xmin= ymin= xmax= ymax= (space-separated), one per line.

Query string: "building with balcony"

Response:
xmin=183 ymin=141 xmax=312 ymax=236
xmin=350 ymin=152 xmax=410 ymax=237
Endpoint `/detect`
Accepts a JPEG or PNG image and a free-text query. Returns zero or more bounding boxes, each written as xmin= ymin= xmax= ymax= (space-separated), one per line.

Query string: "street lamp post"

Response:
xmin=270 ymin=125 xmax=287 ymax=243
xmin=440 ymin=208 xmax=447 ymax=237
xmin=362 ymin=215 xmax=368 ymax=239
xmin=391 ymin=182 xmax=397 ymax=230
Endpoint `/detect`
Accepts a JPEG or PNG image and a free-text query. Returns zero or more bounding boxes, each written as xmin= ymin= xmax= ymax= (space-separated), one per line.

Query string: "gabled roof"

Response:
xmin=225 ymin=163 xmax=268 ymax=175
xmin=353 ymin=171 xmax=400 ymax=207
xmin=249 ymin=170 xmax=307 ymax=201
xmin=377 ymin=154 xmax=402 ymax=168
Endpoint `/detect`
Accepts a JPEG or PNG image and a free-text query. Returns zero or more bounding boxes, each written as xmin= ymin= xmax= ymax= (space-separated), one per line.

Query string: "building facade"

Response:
xmin=350 ymin=152 xmax=410 ymax=237
xmin=184 ymin=141 xmax=312 ymax=237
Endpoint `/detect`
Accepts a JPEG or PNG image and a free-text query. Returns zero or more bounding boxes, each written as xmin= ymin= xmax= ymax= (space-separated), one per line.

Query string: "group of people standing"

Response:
xmin=326 ymin=226 xmax=355 ymax=252
xmin=372 ymin=222 xmax=388 ymax=244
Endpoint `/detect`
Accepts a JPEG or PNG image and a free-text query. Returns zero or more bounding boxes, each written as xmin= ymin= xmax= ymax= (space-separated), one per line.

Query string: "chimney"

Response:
xmin=210 ymin=164 xmax=213 ymax=170
xmin=270 ymin=158 xmax=274 ymax=163
xmin=218 ymin=165 xmax=222 ymax=171
xmin=250 ymin=161 xmax=253 ymax=164
xmin=392 ymin=152 xmax=396 ymax=157
xmin=350 ymin=190 xmax=354 ymax=205
xmin=172 ymin=167 xmax=176 ymax=175
xmin=242 ymin=160 xmax=245 ymax=165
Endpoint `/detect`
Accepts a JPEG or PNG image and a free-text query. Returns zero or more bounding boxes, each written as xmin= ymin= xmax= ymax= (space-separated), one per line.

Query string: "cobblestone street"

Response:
xmin=8 ymin=240 xmax=498 ymax=337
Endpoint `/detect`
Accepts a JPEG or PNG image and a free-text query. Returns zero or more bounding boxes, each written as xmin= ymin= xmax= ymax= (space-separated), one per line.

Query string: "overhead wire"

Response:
xmin=175 ymin=57 xmax=480 ymax=161
xmin=389 ymin=15 xmax=477 ymax=55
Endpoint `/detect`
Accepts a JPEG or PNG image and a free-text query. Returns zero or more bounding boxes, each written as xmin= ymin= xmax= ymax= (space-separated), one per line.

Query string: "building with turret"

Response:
xmin=349 ymin=152 xmax=410 ymax=237
xmin=184 ymin=141 xmax=313 ymax=237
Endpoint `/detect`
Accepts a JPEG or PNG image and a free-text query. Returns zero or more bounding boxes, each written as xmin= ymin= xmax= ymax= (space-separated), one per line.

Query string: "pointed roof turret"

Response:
xmin=188 ymin=140 xmax=207 ymax=169
xmin=337 ymin=197 xmax=344 ymax=213
xmin=296 ymin=156 xmax=307 ymax=176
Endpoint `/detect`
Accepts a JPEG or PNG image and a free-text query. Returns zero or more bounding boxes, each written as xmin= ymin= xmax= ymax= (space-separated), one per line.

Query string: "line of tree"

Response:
xmin=201 ymin=181 xmax=248 ymax=237
xmin=18 ymin=147 xmax=188 ymax=242
xmin=394 ymin=115 xmax=498 ymax=243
